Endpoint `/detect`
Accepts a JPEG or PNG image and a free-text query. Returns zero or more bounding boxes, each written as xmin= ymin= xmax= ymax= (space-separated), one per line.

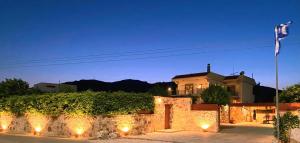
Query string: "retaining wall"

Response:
xmin=0 ymin=96 xmax=220 ymax=139
xmin=0 ymin=113 xmax=154 ymax=139
xmin=154 ymin=96 xmax=219 ymax=132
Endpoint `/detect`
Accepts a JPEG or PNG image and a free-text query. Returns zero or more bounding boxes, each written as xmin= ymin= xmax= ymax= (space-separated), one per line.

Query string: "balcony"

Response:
xmin=176 ymin=89 xmax=204 ymax=96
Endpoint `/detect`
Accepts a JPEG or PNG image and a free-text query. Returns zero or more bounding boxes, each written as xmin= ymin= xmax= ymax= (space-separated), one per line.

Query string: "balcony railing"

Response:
xmin=176 ymin=89 xmax=241 ymax=99
xmin=176 ymin=89 xmax=204 ymax=96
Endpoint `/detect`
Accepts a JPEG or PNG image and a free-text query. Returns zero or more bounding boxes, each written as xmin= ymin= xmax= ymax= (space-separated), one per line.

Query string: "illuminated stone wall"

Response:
xmin=0 ymin=96 xmax=220 ymax=139
xmin=0 ymin=114 xmax=154 ymax=139
xmin=187 ymin=110 xmax=219 ymax=132
xmin=220 ymin=105 xmax=230 ymax=123
xmin=153 ymin=96 xmax=219 ymax=132
xmin=226 ymin=106 xmax=276 ymax=124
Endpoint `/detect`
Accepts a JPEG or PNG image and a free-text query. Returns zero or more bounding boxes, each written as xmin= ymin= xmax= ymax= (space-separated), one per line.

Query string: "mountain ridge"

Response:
xmin=64 ymin=79 xmax=175 ymax=93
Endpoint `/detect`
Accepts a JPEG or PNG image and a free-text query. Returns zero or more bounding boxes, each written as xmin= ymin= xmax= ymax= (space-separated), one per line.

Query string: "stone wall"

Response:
xmin=0 ymin=113 xmax=154 ymax=139
xmin=220 ymin=105 xmax=229 ymax=123
xmin=187 ymin=110 xmax=219 ymax=132
xmin=0 ymin=96 xmax=220 ymax=139
xmin=153 ymin=96 xmax=219 ymax=132
xmin=230 ymin=106 xmax=275 ymax=124
xmin=222 ymin=103 xmax=300 ymax=124
xmin=219 ymin=104 xmax=276 ymax=124
xmin=153 ymin=96 xmax=192 ymax=131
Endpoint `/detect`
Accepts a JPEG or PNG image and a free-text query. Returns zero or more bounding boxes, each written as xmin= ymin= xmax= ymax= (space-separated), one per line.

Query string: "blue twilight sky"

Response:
xmin=0 ymin=0 xmax=299 ymax=88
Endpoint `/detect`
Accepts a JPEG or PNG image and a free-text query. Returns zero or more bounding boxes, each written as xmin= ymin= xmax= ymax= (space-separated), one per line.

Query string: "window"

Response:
xmin=227 ymin=85 xmax=237 ymax=96
xmin=46 ymin=85 xmax=56 ymax=88
xmin=196 ymin=84 xmax=203 ymax=94
xmin=197 ymin=84 xmax=203 ymax=89
xmin=185 ymin=84 xmax=194 ymax=95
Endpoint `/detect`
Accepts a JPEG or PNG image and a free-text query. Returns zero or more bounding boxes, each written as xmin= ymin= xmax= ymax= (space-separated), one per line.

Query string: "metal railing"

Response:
xmin=176 ymin=89 xmax=204 ymax=96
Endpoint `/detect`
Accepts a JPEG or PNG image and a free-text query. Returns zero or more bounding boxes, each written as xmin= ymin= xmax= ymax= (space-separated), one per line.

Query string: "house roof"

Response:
xmin=172 ymin=73 xmax=242 ymax=80
xmin=172 ymin=72 xmax=209 ymax=79
xmin=224 ymin=75 xmax=239 ymax=80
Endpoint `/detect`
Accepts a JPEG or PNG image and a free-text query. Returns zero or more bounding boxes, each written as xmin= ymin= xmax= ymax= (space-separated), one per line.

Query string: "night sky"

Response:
xmin=0 ymin=0 xmax=299 ymax=88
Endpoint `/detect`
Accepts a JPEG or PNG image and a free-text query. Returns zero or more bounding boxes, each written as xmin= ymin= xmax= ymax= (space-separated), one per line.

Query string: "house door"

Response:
xmin=165 ymin=104 xmax=172 ymax=129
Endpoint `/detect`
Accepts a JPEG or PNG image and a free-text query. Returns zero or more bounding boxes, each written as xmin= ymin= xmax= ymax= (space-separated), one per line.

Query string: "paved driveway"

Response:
xmin=92 ymin=123 xmax=274 ymax=143
xmin=0 ymin=123 xmax=274 ymax=143
xmin=0 ymin=134 xmax=88 ymax=143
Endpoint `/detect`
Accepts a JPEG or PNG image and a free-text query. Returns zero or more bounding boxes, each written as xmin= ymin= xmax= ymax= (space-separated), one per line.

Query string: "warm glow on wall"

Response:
xmin=116 ymin=115 xmax=133 ymax=135
xmin=194 ymin=115 xmax=213 ymax=132
xmin=75 ymin=127 xmax=84 ymax=135
xmin=1 ymin=124 xmax=8 ymax=130
xmin=35 ymin=126 xmax=42 ymax=133
xmin=201 ymin=124 xmax=210 ymax=130
xmin=0 ymin=112 xmax=13 ymax=131
xmin=156 ymin=97 xmax=162 ymax=104
xmin=121 ymin=126 xmax=130 ymax=133
xmin=66 ymin=115 xmax=92 ymax=137
xmin=26 ymin=112 xmax=48 ymax=135
xmin=223 ymin=105 xmax=229 ymax=112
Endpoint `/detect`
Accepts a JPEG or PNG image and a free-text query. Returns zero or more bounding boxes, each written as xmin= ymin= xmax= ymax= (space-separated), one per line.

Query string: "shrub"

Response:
xmin=148 ymin=85 xmax=168 ymax=96
xmin=0 ymin=91 xmax=154 ymax=116
xmin=280 ymin=84 xmax=300 ymax=103
xmin=200 ymin=85 xmax=231 ymax=105
xmin=273 ymin=112 xmax=300 ymax=143
xmin=0 ymin=78 xmax=29 ymax=98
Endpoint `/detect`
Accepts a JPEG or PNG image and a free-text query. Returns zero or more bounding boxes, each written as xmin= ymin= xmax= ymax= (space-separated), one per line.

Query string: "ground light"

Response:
xmin=75 ymin=127 xmax=84 ymax=138
xmin=0 ymin=112 xmax=13 ymax=132
xmin=201 ymin=124 xmax=210 ymax=132
xmin=34 ymin=126 xmax=42 ymax=135
xmin=66 ymin=115 xmax=92 ymax=138
xmin=116 ymin=116 xmax=133 ymax=136
xmin=1 ymin=124 xmax=8 ymax=130
xmin=0 ymin=124 xmax=8 ymax=132
xmin=26 ymin=112 xmax=48 ymax=136
xmin=121 ymin=126 xmax=130 ymax=133
xmin=119 ymin=125 xmax=131 ymax=136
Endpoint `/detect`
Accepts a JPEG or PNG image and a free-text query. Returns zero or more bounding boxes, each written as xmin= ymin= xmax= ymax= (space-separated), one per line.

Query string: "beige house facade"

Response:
xmin=172 ymin=64 xmax=256 ymax=103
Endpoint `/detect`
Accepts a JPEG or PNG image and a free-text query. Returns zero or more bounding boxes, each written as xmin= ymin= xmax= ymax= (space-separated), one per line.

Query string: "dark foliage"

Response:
xmin=273 ymin=112 xmax=300 ymax=143
xmin=0 ymin=78 xmax=29 ymax=98
xmin=280 ymin=84 xmax=300 ymax=103
xmin=254 ymin=84 xmax=281 ymax=103
xmin=0 ymin=91 xmax=154 ymax=116
xmin=64 ymin=79 xmax=176 ymax=94
xmin=200 ymin=85 xmax=231 ymax=105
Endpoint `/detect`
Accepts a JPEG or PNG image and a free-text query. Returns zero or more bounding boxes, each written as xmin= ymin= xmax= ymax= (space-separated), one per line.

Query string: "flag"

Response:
xmin=275 ymin=21 xmax=292 ymax=56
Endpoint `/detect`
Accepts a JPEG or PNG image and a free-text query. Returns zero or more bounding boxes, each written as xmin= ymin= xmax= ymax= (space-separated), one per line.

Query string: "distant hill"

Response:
xmin=64 ymin=79 xmax=176 ymax=93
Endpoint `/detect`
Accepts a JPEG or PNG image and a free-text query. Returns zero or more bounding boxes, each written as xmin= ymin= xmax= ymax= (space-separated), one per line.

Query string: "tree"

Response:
xmin=0 ymin=78 xmax=29 ymax=97
xmin=273 ymin=112 xmax=300 ymax=143
xmin=280 ymin=84 xmax=300 ymax=103
xmin=200 ymin=85 xmax=231 ymax=105
xmin=58 ymin=84 xmax=76 ymax=93
xmin=148 ymin=85 xmax=168 ymax=96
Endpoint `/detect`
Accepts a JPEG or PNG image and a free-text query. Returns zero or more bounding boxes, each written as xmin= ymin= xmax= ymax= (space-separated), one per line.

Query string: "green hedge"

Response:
xmin=0 ymin=91 xmax=154 ymax=116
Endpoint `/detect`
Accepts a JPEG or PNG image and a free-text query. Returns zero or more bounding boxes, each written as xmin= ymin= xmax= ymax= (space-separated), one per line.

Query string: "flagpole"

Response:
xmin=274 ymin=21 xmax=292 ymax=143
xmin=275 ymin=54 xmax=280 ymax=142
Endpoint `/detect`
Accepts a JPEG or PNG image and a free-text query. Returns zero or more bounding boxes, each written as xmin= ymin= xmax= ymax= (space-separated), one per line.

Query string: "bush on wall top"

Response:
xmin=0 ymin=91 xmax=154 ymax=116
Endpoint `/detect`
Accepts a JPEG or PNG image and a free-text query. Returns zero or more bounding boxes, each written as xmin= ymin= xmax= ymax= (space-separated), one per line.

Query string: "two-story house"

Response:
xmin=172 ymin=64 xmax=256 ymax=103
